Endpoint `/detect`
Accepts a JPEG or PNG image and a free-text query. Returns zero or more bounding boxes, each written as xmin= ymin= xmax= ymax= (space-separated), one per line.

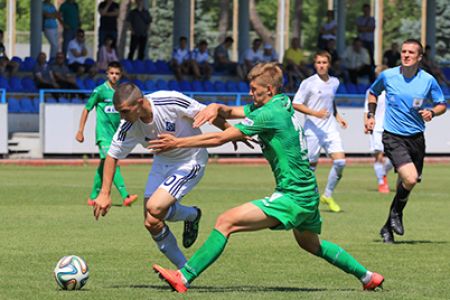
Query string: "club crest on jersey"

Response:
xmin=241 ymin=117 xmax=254 ymax=126
xmin=104 ymin=105 xmax=118 ymax=113
xmin=165 ymin=121 xmax=176 ymax=132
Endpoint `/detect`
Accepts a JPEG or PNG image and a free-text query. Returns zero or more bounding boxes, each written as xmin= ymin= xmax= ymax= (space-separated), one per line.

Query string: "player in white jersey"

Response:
xmin=363 ymin=65 xmax=393 ymax=194
xmin=92 ymin=83 xmax=230 ymax=269
xmin=293 ymin=50 xmax=347 ymax=212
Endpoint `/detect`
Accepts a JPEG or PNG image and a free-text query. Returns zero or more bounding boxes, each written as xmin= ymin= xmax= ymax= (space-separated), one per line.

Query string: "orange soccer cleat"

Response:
xmin=363 ymin=272 xmax=384 ymax=291
xmin=153 ymin=264 xmax=188 ymax=293
xmin=123 ymin=194 xmax=138 ymax=207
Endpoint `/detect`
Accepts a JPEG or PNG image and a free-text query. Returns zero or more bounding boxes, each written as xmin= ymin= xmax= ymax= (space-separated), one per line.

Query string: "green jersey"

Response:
xmin=235 ymin=94 xmax=318 ymax=201
xmin=85 ymin=82 xmax=120 ymax=144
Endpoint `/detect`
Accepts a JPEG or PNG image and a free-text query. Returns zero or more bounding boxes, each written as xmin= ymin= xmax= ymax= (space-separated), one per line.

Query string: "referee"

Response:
xmin=365 ymin=39 xmax=446 ymax=243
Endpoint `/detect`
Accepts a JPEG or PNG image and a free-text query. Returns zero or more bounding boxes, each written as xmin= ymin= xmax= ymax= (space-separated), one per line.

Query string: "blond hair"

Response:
xmin=247 ymin=62 xmax=283 ymax=92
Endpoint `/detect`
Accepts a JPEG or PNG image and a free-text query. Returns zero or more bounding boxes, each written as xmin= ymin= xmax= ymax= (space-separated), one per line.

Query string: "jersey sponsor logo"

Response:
xmin=241 ymin=117 xmax=254 ymax=126
xmin=104 ymin=105 xmax=118 ymax=113
xmin=104 ymin=98 xmax=112 ymax=103
xmin=412 ymin=98 xmax=424 ymax=110
xmin=165 ymin=121 xmax=176 ymax=132
xmin=262 ymin=192 xmax=283 ymax=206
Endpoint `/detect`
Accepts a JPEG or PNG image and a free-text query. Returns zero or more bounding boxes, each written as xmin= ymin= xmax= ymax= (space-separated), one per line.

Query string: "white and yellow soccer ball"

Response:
xmin=53 ymin=255 xmax=89 ymax=290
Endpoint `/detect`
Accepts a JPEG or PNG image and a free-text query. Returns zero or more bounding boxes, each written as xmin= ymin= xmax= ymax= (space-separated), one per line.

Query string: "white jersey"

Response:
xmin=108 ymin=91 xmax=208 ymax=164
xmin=293 ymin=74 xmax=340 ymax=132
xmin=364 ymin=90 xmax=386 ymax=132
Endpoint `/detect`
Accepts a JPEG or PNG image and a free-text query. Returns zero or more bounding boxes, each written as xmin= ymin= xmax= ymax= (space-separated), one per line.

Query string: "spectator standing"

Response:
xmin=98 ymin=0 xmax=119 ymax=48
xmin=318 ymin=10 xmax=337 ymax=50
xmin=33 ymin=52 xmax=58 ymax=89
xmin=50 ymin=51 xmax=79 ymax=90
xmin=127 ymin=0 xmax=152 ymax=61
xmin=98 ymin=36 xmax=119 ymax=71
xmin=170 ymin=36 xmax=191 ymax=81
xmin=342 ymin=38 xmax=374 ymax=84
xmin=43 ymin=0 xmax=60 ymax=59
xmin=383 ymin=42 xmax=401 ymax=68
xmin=190 ymin=40 xmax=212 ymax=81
xmin=59 ymin=0 xmax=80 ymax=56
xmin=356 ymin=4 xmax=376 ymax=66
xmin=213 ymin=36 xmax=236 ymax=75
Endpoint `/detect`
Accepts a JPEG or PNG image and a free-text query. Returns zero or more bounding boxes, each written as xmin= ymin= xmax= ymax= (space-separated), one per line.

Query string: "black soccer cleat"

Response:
xmin=380 ymin=226 xmax=395 ymax=244
xmin=183 ymin=207 xmax=202 ymax=248
xmin=389 ymin=212 xmax=404 ymax=236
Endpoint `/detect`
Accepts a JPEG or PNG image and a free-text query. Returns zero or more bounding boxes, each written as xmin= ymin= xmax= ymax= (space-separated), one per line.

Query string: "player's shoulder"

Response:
xmin=381 ymin=66 xmax=400 ymax=78
xmin=148 ymin=90 xmax=194 ymax=108
xmin=329 ymin=75 xmax=340 ymax=85
xmin=418 ymin=68 xmax=438 ymax=82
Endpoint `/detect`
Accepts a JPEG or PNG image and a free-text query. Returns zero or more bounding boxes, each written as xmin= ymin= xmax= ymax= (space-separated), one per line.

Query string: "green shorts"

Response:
xmin=252 ymin=191 xmax=322 ymax=234
xmin=97 ymin=141 xmax=111 ymax=159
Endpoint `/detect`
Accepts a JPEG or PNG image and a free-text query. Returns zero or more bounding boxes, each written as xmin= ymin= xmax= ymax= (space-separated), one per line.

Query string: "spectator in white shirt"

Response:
xmin=171 ymin=36 xmax=191 ymax=81
xmin=190 ymin=40 xmax=212 ymax=81
xmin=237 ymin=38 xmax=263 ymax=80
xmin=67 ymin=29 xmax=96 ymax=76
xmin=342 ymin=38 xmax=374 ymax=84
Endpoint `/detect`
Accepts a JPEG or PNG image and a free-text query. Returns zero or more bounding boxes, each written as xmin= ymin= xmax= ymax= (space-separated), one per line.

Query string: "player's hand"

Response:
xmin=75 ymin=131 xmax=84 ymax=143
xmin=193 ymin=104 xmax=220 ymax=128
xmin=93 ymin=193 xmax=112 ymax=220
xmin=419 ymin=109 xmax=433 ymax=122
xmin=364 ymin=118 xmax=375 ymax=134
xmin=232 ymin=136 xmax=256 ymax=151
xmin=338 ymin=118 xmax=348 ymax=129
xmin=148 ymin=134 xmax=177 ymax=153
xmin=314 ymin=109 xmax=330 ymax=119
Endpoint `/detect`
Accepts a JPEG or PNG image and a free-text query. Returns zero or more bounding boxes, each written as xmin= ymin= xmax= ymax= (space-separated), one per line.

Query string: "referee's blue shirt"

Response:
xmin=369 ymin=66 xmax=445 ymax=136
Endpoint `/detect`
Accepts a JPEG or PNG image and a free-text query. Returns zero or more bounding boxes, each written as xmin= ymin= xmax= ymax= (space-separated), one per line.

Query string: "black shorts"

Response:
xmin=382 ymin=131 xmax=425 ymax=178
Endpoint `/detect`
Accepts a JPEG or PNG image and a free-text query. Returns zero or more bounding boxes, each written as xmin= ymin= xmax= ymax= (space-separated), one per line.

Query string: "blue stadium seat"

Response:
xmin=144 ymin=79 xmax=156 ymax=92
xmin=21 ymin=56 xmax=36 ymax=72
xmin=83 ymin=78 xmax=96 ymax=90
xmin=132 ymin=79 xmax=145 ymax=90
xmin=120 ymin=59 xmax=134 ymax=74
xmin=191 ymin=80 xmax=204 ymax=92
xmin=84 ymin=58 xmax=96 ymax=67
xmin=345 ymin=83 xmax=358 ymax=94
xmin=9 ymin=77 xmax=23 ymax=92
xmin=237 ymin=81 xmax=249 ymax=93
xmin=95 ymin=78 xmax=105 ymax=86
xmin=132 ymin=60 xmax=146 ymax=74
xmin=357 ymin=83 xmax=369 ymax=94
xmin=7 ymin=98 xmax=20 ymax=113
xmin=58 ymin=97 xmax=71 ymax=104
xmin=440 ymin=85 xmax=449 ymax=96
xmin=225 ymin=81 xmax=238 ymax=92
xmin=32 ymin=98 xmax=40 ymax=112
xmin=179 ymin=80 xmax=192 ymax=92
xmin=156 ymin=79 xmax=168 ymax=90
xmin=76 ymin=77 xmax=85 ymax=89
xmin=46 ymin=97 xmax=58 ymax=103
xmin=0 ymin=76 xmax=9 ymax=90
xmin=21 ymin=77 xmax=38 ymax=93
xmin=214 ymin=80 xmax=227 ymax=92
xmin=168 ymin=80 xmax=180 ymax=91
xmin=144 ymin=59 xmax=157 ymax=74
xmin=203 ymin=80 xmax=214 ymax=92
xmin=154 ymin=60 xmax=171 ymax=74
xmin=442 ymin=67 xmax=450 ymax=81
xmin=19 ymin=98 xmax=36 ymax=113
xmin=11 ymin=56 xmax=23 ymax=65
xmin=71 ymin=98 xmax=84 ymax=104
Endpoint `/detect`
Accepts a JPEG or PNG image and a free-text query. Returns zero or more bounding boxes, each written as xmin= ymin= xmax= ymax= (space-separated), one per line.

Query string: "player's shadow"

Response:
xmin=112 ymin=284 xmax=327 ymax=293
xmin=373 ymin=239 xmax=448 ymax=245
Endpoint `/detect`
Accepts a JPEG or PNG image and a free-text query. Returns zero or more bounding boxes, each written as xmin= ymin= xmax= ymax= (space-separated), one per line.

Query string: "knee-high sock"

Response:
xmin=112 ymin=166 xmax=129 ymax=200
xmin=373 ymin=162 xmax=385 ymax=184
xmin=385 ymin=181 xmax=411 ymax=226
xmin=164 ymin=202 xmax=199 ymax=222
xmin=152 ymin=226 xmax=186 ymax=269
xmin=324 ymin=159 xmax=346 ymax=197
xmin=180 ymin=229 xmax=228 ymax=283
xmin=89 ymin=162 xmax=104 ymax=200
xmin=316 ymin=240 xmax=367 ymax=280
xmin=384 ymin=158 xmax=394 ymax=174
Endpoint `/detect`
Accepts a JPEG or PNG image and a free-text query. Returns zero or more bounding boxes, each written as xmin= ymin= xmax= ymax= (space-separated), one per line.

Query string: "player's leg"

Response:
xmin=293 ymin=230 xmax=384 ymax=290
xmin=372 ymin=131 xmax=390 ymax=193
xmin=305 ymin=128 xmax=320 ymax=171
xmin=154 ymin=201 xmax=279 ymax=291
xmin=88 ymin=159 xmax=103 ymax=205
xmin=111 ymin=165 xmax=138 ymax=206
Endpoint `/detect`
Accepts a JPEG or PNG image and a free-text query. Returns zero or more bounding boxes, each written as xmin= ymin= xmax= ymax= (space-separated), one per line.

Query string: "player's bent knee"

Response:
xmin=147 ymin=204 xmax=167 ymax=220
xmin=214 ymin=214 xmax=236 ymax=237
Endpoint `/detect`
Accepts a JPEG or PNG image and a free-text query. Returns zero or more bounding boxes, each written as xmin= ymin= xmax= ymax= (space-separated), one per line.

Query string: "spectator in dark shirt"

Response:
xmin=33 ymin=52 xmax=58 ymax=89
xmin=51 ymin=51 xmax=79 ymax=90
xmin=383 ymin=42 xmax=400 ymax=68
xmin=59 ymin=0 xmax=80 ymax=56
xmin=127 ymin=0 xmax=152 ymax=61
xmin=98 ymin=0 xmax=119 ymax=48
xmin=421 ymin=45 xmax=450 ymax=86
xmin=213 ymin=36 xmax=236 ymax=75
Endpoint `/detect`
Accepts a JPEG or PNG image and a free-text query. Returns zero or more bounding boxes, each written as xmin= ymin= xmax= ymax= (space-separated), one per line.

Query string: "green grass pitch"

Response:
xmin=0 ymin=163 xmax=449 ymax=299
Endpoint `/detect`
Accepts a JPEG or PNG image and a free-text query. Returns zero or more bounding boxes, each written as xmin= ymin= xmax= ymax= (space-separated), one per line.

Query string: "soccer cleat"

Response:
xmin=363 ymin=272 xmax=384 ymax=291
xmin=123 ymin=194 xmax=138 ymax=207
xmin=183 ymin=207 xmax=202 ymax=248
xmin=87 ymin=199 xmax=95 ymax=206
xmin=320 ymin=195 xmax=341 ymax=212
xmin=380 ymin=226 xmax=395 ymax=244
xmin=389 ymin=211 xmax=404 ymax=235
xmin=378 ymin=183 xmax=390 ymax=194
xmin=153 ymin=264 xmax=188 ymax=293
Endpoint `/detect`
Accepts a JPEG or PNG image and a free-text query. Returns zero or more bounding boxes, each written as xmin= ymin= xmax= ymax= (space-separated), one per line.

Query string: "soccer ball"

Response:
xmin=53 ymin=255 xmax=89 ymax=290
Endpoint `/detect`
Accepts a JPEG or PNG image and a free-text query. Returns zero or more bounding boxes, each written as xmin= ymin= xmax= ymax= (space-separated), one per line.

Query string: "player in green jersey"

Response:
xmin=148 ymin=62 xmax=384 ymax=293
xmin=76 ymin=61 xmax=137 ymax=207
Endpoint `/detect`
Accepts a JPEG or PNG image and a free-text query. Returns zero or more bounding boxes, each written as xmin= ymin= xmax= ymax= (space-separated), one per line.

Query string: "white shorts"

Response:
xmin=305 ymin=128 xmax=344 ymax=163
xmin=144 ymin=161 xmax=205 ymax=201
xmin=369 ymin=131 xmax=384 ymax=152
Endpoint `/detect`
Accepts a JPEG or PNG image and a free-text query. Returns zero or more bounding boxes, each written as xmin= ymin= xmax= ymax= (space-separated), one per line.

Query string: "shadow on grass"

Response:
xmin=372 ymin=239 xmax=448 ymax=245
xmin=111 ymin=284 xmax=327 ymax=293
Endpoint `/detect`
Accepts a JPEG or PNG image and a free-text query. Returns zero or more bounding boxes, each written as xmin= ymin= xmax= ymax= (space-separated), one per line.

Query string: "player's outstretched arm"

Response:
xmin=292 ymin=103 xmax=329 ymax=119
xmin=93 ymin=155 xmax=117 ymax=220
xmin=75 ymin=109 xmax=89 ymax=143
xmin=193 ymin=103 xmax=245 ymax=128
xmin=149 ymin=127 xmax=245 ymax=152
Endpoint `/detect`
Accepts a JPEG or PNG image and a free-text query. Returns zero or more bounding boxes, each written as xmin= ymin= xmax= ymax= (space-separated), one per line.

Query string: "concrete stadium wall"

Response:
xmin=0 ymin=104 xmax=7 ymax=154
xmin=41 ymin=104 xmax=450 ymax=155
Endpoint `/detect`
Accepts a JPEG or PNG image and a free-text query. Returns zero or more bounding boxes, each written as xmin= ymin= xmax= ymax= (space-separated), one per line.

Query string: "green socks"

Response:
xmin=317 ymin=240 xmax=367 ymax=280
xmin=89 ymin=161 xmax=129 ymax=200
xmin=113 ymin=166 xmax=129 ymax=200
xmin=180 ymin=229 xmax=228 ymax=283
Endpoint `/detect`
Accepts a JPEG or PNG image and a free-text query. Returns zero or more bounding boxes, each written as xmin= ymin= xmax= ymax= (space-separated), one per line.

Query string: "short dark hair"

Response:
xmin=224 ymin=36 xmax=234 ymax=44
xmin=402 ymin=39 xmax=423 ymax=55
xmin=198 ymin=40 xmax=208 ymax=46
xmin=107 ymin=61 xmax=122 ymax=71
xmin=113 ymin=82 xmax=143 ymax=107
xmin=77 ymin=28 xmax=85 ymax=35
xmin=179 ymin=36 xmax=187 ymax=42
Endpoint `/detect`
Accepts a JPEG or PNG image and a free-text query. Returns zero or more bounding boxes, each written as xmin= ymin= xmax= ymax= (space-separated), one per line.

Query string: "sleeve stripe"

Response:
xmin=153 ymin=102 xmax=189 ymax=109
xmin=152 ymin=96 xmax=191 ymax=107
xmin=117 ymin=121 xmax=132 ymax=142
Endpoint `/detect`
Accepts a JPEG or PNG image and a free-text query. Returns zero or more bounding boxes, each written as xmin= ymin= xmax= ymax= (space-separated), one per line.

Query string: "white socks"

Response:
xmin=324 ymin=159 xmax=346 ymax=198
xmin=361 ymin=271 xmax=373 ymax=284
xmin=152 ymin=226 xmax=186 ymax=269
xmin=374 ymin=162 xmax=385 ymax=184
xmin=164 ymin=202 xmax=198 ymax=222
